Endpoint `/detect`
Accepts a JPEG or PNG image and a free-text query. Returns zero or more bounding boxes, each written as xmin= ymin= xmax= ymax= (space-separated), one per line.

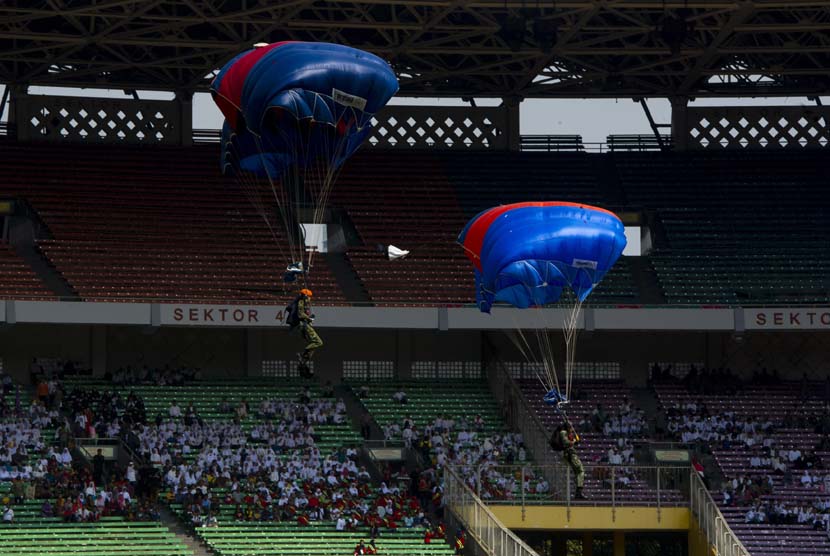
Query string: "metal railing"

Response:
xmin=444 ymin=465 xmax=540 ymax=556
xmin=460 ymin=464 xmax=688 ymax=515
xmin=192 ymin=129 xmax=671 ymax=154
xmin=606 ymin=134 xmax=673 ymax=152
xmin=192 ymin=128 xmax=220 ymax=144
xmin=690 ymin=471 xmax=750 ymax=556
xmin=520 ymin=134 xmax=585 ymax=152
xmin=483 ymin=348 xmax=565 ymax=496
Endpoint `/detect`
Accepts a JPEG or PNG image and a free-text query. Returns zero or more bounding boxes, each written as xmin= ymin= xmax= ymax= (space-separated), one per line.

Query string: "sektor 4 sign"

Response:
xmin=745 ymin=309 xmax=830 ymax=330
xmin=162 ymin=305 xmax=286 ymax=327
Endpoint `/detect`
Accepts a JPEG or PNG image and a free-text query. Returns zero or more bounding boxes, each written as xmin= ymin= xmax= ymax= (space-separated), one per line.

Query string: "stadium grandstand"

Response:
xmin=1 ymin=2 xmax=830 ymax=556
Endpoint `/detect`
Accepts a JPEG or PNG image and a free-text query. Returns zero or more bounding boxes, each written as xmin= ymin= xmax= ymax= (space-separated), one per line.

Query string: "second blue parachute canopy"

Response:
xmin=458 ymin=202 xmax=627 ymax=313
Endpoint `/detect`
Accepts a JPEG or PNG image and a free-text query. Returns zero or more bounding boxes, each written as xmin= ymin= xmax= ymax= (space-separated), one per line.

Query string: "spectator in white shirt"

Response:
xmin=126 ymin=462 xmax=137 ymax=483
xmin=392 ymin=390 xmax=408 ymax=404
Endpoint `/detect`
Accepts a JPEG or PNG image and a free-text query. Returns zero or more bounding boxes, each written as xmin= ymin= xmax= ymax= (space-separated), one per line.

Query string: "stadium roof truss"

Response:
xmin=1 ymin=1 xmax=830 ymax=98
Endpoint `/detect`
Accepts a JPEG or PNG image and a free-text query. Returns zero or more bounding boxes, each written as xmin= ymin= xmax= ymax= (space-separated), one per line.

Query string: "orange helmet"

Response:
xmin=299 ymin=288 xmax=313 ymax=297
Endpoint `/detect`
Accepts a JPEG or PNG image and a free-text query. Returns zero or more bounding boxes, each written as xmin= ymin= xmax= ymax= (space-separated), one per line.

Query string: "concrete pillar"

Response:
xmin=582 ymin=533 xmax=594 ymax=556
xmin=502 ymin=96 xmax=522 ymax=151
xmin=8 ymin=85 xmax=29 ymax=141
xmin=613 ymin=531 xmax=625 ymax=556
xmin=90 ymin=326 xmax=107 ymax=376
xmin=553 ymin=534 xmax=567 ymax=556
xmin=670 ymin=96 xmax=690 ymax=151
xmin=395 ymin=330 xmax=412 ymax=379
xmin=176 ymin=90 xmax=193 ymax=147
xmin=245 ymin=328 xmax=263 ymax=377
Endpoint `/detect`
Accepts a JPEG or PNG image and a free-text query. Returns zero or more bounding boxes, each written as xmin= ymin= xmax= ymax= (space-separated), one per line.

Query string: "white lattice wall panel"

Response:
xmin=571 ymin=361 xmax=621 ymax=380
xmin=262 ymin=360 xmax=305 ymax=378
xmin=16 ymin=95 xmax=181 ymax=145
xmin=411 ymin=361 xmax=481 ymax=379
xmin=367 ymin=106 xmax=507 ymax=150
xmin=687 ymin=106 xmax=830 ymax=150
xmin=502 ymin=361 xmax=547 ymax=381
xmin=342 ymin=360 xmax=395 ymax=381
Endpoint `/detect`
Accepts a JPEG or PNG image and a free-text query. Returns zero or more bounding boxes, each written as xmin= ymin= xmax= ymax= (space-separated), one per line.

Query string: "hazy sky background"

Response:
xmin=2 ymin=84 xmax=825 ymax=144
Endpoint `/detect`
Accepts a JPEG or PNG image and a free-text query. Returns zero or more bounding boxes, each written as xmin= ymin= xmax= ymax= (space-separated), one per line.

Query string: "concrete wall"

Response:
xmin=106 ymin=326 xmax=247 ymax=377
xmin=0 ymin=324 xmax=94 ymax=380
xmin=0 ymin=322 xmax=826 ymax=386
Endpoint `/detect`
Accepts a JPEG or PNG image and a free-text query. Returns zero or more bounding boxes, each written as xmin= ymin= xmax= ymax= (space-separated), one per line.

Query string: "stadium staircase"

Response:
xmin=2 ymin=199 xmax=78 ymax=299
xmin=626 ymin=257 xmax=666 ymax=304
xmin=14 ymin=242 xmax=79 ymax=300
xmin=323 ymin=252 xmax=371 ymax=304
xmin=335 ymin=383 xmax=384 ymax=440
xmin=0 ymin=240 xmax=60 ymax=300
xmin=159 ymin=507 xmax=212 ymax=556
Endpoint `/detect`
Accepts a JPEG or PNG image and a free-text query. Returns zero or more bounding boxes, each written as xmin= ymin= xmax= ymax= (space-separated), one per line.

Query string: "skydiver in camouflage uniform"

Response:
xmin=560 ymin=421 xmax=586 ymax=499
xmin=296 ymin=289 xmax=322 ymax=371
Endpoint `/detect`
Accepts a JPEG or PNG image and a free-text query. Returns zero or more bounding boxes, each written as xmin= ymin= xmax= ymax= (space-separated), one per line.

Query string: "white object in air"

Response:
xmin=253 ymin=42 xmax=270 ymax=48
xmin=387 ymin=245 xmax=410 ymax=260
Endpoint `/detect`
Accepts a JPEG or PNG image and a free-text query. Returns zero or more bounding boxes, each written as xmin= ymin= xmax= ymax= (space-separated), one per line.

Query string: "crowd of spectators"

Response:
xmin=652 ymin=363 xmax=830 ymax=544
xmin=117 ymin=386 xmax=434 ymax=530
xmin=5 ymin=369 xmax=447 ymax=535
xmin=579 ymin=399 xmax=647 ymax=438
xmin=0 ymin=400 xmax=57 ymax=475
xmin=666 ymin=407 xmax=775 ymax=449
xmin=379 ymin=390 xmax=542 ymax=500
xmin=0 ymin=369 xmax=165 ymax=525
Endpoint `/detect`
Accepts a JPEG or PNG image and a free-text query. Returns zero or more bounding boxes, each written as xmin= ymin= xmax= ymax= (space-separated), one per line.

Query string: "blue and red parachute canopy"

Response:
xmin=458 ymin=202 xmax=627 ymax=313
xmin=211 ymin=41 xmax=398 ymax=178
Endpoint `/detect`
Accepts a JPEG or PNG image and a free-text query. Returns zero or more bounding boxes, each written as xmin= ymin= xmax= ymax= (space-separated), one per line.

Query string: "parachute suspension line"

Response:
xmin=253 ymin=131 xmax=303 ymax=267
xmin=304 ymin=101 xmax=361 ymax=273
xmin=506 ymin=325 xmax=550 ymax=394
xmin=509 ymin=314 xmax=563 ymax=402
xmin=258 ymin=96 xmax=363 ymax=278
xmin=257 ymin=112 xmax=315 ymax=271
xmin=561 ymin=295 xmax=584 ymax=403
xmin=225 ymin=138 xmax=289 ymax=265
xmin=534 ymin=308 xmax=562 ymax=400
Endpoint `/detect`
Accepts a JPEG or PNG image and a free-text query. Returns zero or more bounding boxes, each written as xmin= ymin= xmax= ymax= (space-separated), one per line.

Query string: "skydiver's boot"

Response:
xmin=575 ymin=487 xmax=586 ymax=500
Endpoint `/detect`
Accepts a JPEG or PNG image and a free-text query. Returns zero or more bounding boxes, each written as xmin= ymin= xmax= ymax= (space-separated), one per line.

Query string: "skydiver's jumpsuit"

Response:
xmin=560 ymin=429 xmax=585 ymax=489
xmin=298 ymin=297 xmax=323 ymax=361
